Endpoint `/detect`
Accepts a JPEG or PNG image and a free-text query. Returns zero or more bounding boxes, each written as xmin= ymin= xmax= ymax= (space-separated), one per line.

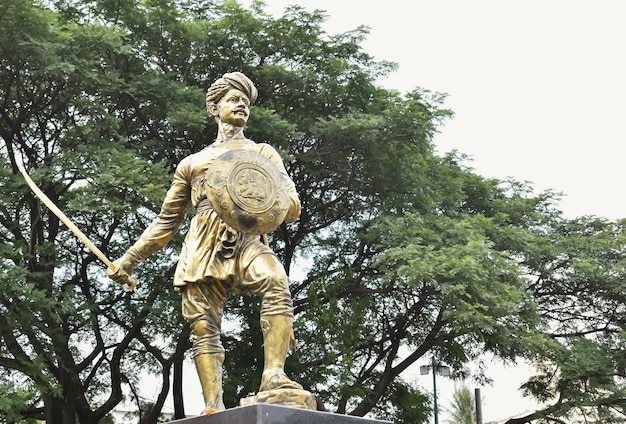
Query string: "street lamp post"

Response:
xmin=432 ymin=356 xmax=441 ymax=424
xmin=420 ymin=357 xmax=450 ymax=424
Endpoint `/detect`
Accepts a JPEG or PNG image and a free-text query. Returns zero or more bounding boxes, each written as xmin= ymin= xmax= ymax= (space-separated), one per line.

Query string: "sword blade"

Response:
xmin=18 ymin=164 xmax=115 ymax=269
xmin=18 ymin=164 xmax=140 ymax=295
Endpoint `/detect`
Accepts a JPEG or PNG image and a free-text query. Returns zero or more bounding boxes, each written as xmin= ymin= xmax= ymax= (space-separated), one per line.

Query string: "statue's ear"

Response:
xmin=207 ymin=102 xmax=219 ymax=118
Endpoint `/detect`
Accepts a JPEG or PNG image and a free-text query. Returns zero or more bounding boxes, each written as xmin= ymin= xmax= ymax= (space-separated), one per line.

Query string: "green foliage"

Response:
xmin=2 ymin=0 xmax=626 ymax=423
xmin=447 ymin=385 xmax=475 ymax=424
xmin=372 ymin=379 xmax=431 ymax=424
xmin=1 ymin=0 xmax=191 ymax=421
xmin=0 ymin=378 xmax=41 ymax=424
xmin=509 ymin=217 xmax=626 ymax=423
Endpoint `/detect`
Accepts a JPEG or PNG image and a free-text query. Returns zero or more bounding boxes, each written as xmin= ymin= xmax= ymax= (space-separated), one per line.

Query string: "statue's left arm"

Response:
xmin=258 ymin=144 xmax=301 ymax=222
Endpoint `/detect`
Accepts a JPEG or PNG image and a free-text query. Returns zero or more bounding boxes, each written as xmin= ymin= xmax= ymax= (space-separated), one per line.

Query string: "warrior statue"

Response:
xmin=108 ymin=72 xmax=307 ymax=414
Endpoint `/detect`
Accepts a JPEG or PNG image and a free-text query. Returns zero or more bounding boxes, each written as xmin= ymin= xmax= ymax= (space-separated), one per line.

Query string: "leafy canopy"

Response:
xmin=2 ymin=1 xmax=626 ymax=424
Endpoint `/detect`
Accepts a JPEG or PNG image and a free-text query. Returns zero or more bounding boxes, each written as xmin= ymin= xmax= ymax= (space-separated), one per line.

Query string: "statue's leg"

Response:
xmin=181 ymin=282 xmax=228 ymax=412
xmin=241 ymin=253 xmax=303 ymax=392
xmin=194 ymin=351 xmax=225 ymax=412
xmin=259 ymin=314 xmax=303 ymax=392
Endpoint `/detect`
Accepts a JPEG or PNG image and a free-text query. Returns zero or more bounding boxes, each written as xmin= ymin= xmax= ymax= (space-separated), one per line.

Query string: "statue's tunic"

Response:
xmin=126 ymin=138 xmax=300 ymax=291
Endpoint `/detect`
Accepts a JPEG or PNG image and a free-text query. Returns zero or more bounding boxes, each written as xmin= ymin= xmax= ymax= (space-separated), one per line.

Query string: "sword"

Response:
xmin=18 ymin=164 xmax=139 ymax=295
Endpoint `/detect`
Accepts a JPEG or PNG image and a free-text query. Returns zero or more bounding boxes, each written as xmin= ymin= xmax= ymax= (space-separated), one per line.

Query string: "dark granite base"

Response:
xmin=168 ymin=403 xmax=391 ymax=424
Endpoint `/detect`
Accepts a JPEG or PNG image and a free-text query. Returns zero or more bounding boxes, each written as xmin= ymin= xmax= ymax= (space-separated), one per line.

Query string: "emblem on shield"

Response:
xmin=205 ymin=149 xmax=289 ymax=234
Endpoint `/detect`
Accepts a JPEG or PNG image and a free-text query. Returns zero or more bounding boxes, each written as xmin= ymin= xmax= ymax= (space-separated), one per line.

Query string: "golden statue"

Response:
xmin=108 ymin=72 xmax=314 ymax=414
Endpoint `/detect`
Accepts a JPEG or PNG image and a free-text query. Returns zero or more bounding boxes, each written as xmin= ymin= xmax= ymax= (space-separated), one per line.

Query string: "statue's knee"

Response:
xmin=190 ymin=318 xmax=216 ymax=336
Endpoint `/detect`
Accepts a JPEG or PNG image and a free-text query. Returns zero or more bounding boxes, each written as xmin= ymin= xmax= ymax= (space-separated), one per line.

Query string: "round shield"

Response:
xmin=205 ymin=149 xmax=290 ymax=234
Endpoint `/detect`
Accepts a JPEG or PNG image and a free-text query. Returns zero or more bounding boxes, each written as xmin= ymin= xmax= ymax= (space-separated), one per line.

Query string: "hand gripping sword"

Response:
xmin=18 ymin=164 xmax=139 ymax=295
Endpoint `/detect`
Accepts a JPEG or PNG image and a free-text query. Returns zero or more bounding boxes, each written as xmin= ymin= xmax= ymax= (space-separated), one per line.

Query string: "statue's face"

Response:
xmin=215 ymin=88 xmax=250 ymax=127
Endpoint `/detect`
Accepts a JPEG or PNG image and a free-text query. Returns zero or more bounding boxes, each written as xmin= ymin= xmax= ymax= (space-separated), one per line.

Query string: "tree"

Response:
xmin=447 ymin=385 xmax=476 ymax=424
xmin=1 ymin=0 xmax=196 ymax=421
xmin=4 ymin=1 xmax=624 ymax=423
xmin=1 ymin=0 xmax=440 ymax=420
xmin=502 ymin=216 xmax=626 ymax=423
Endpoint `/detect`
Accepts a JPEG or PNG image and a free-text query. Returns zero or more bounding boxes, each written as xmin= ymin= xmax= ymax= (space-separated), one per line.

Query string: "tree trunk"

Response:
xmin=173 ymin=356 xmax=186 ymax=419
xmin=44 ymin=394 xmax=76 ymax=424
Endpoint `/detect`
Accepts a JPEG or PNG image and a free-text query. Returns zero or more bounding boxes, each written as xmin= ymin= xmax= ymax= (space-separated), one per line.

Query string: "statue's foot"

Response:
xmin=200 ymin=402 xmax=225 ymax=415
xmin=260 ymin=368 xmax=303 ymax=392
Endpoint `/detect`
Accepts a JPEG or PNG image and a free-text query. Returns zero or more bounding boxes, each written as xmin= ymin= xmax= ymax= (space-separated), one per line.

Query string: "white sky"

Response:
xmin=254 ymin=0 xmax=626 ymax=221
xmin=152 ymin=1 xmax=626 ymax=421
xmin=242 ymin=1 xmax=625 ymax=422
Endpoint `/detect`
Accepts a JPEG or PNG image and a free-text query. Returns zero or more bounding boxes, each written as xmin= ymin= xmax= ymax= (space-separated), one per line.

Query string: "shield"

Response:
xmin=205 ymin=149 xmax=290 ymax=235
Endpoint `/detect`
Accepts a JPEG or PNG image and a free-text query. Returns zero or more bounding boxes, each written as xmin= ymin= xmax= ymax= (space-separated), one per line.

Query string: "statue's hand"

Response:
xmin=107 ymin=256 xmax=140 ymax=296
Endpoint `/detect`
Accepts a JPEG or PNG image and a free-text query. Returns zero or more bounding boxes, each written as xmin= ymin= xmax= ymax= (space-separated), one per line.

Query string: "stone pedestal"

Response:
xmin=168 ymin=403 xmax=391 ymax=424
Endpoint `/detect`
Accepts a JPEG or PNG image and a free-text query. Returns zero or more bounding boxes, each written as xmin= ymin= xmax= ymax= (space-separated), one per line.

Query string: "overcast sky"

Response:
xmin=234 ymin=1 xmax=626 ymax=421
xmin=251 ymin=0 xmax=626 ymax=222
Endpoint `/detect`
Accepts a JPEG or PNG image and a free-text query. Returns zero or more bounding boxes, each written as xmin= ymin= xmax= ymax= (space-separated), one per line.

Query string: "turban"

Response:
xmin=206 ymin=72 xmax=258 ymax=109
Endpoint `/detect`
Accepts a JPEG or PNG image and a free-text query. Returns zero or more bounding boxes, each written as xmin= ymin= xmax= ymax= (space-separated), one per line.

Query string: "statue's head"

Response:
xmin=206 ymin=72 xmax=258 ymax=127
